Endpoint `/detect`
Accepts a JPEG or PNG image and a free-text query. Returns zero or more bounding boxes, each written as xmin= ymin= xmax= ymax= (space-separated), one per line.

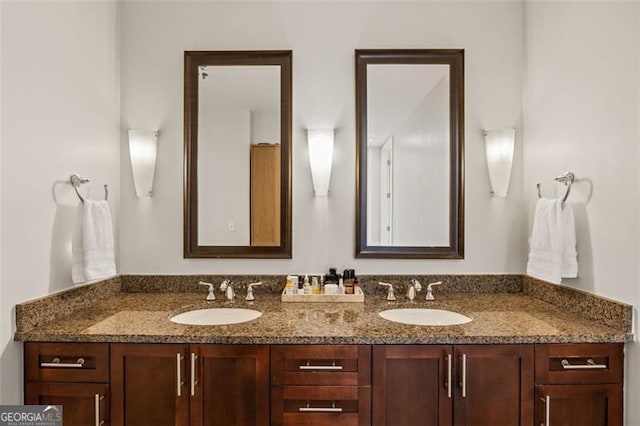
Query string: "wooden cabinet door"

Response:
xmin=372 ymin=345 xmax=453 ymax=426
xmin=25 ymin=382 xmax=108 ymax=426
xmin=536 ymin=384 xmax=622 ymax=426
xmin=190 ymin=344 xmax=269 ymax=426
xmin=453 ymin=345 xmax=534 ymax=426
xmin=111 ymin=343 xmax=189 ymax=426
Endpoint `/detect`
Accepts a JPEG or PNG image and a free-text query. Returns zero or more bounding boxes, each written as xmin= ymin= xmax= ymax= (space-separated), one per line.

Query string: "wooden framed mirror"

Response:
xmin=355 ymin=49 xmax=464 ymax=259
xmin=184 ymin=50 xmax=292 ymax=258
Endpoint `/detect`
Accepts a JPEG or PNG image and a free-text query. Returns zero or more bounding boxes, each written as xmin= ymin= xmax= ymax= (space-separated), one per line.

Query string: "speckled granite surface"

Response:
xmin=15 ymin=276 xmax=121 ymax=332
xmin=120 ymin=274 xmax=523 ymax=296
xmin=522 ymin=276 xmax=632 ymax=333
xmin=15 ymin=276 xmax=632 ymax=344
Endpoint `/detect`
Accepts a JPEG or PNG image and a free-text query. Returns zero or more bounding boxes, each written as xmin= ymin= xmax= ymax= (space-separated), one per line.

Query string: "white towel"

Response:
xmin=71 ymin=205 xmax=86 ymax=284
xmin=526 ymin=198 xmax=578 ymax=283
xmin=72 ymin=200 xmax=116 ymax=283
xmin=561 ymin=203 xmax=578 ymax=278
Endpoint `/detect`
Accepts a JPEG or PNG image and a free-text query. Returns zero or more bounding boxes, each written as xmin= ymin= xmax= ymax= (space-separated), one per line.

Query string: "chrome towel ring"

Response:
xmin=536 ymin=171 xmax=575 ymax=205
xmin=69 ymin=174 xmax=108 ymax=203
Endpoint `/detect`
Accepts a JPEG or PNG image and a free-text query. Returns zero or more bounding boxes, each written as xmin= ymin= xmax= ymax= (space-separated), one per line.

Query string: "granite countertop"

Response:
xmin=14 ymin=290 xmax=631 ymax=345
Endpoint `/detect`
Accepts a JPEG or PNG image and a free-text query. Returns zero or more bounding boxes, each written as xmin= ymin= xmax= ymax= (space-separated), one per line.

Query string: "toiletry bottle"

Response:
xmin=343 ymin=269 xmax=355 ymax=294
xmin=311 ymin=276 xmax=320 ymax=295
xmin=303 ymin=275 xmax=311 ymax=295
xmin=285 ymin=275 xmax=295 ymax=295
xmin=338 ymin=278 xmax=345 ymax=295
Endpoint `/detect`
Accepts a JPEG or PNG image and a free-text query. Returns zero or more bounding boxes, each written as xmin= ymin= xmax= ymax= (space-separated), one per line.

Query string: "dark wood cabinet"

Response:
xmin=110 ymin=343 xmax=269 ymax=426
xmin=271 ymin=345 xmax=371 ymax=426
xmin=190 ymin=344 xmax=270 ymax=426
xmin=535 ymin=384 xmax=622 ymax=426
xmin=373 ymin=345 xmax=452 ymax=426
xmin=24 ymin=342 xmax=110 ymax=426
xmin=111 ymin=343 xmax=190 ymax=426
xmin=453 ymin=345 xmax=534 ymax=426
xmin=24 ymin=341 xmax=625 ymax=426
xmin=25 ymin=382 xmax=108 ymax=426
xmin=373 ymin=345 xmax=533 ymax=426
xmin=534 ymin=343 xmax=623 ymax=426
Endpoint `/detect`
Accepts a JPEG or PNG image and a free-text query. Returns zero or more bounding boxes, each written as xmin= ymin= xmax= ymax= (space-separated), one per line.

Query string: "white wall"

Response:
xmin=119 ymin=1 xmax=526 ymax=274
xmin=251 ymin=109 xmax=280 ymax=145
xmin=198 ymin=107 xmax=250 ymax=245
xmin=393 ymin=78 xmax=449 ymax=246
xmin=523 ymin=1 xmax=640 ymax=419
xmin=0 ymin=1 xmax=120 ymax=404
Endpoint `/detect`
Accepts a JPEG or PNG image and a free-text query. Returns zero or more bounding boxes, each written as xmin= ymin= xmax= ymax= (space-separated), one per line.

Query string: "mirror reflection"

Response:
xmin=356 ymin=49 xmax=464 ymax=259
xmin=197 ymin=65 xmax=281 ymax=246
xmin=184 ymin=50 xmax=292 ymax=258
xmin=366 ymin=64 xmax=450 ymax=246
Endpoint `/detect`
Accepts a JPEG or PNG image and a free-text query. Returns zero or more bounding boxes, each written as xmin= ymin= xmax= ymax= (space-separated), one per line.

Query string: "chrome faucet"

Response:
xmin=198 ymin=281 xmax=216 ymax=301
xmin=245 ymin=282 xmax=262 ymax=301
xmin=425 ymin=281 xmax=443 ymax=301
xmin=406 ymin=279 xmax=422 ymax=302
xmin=219 ymin=280 xmax=235 ymax=301
xmin=378 ymin=282 xmax=396 ymax=301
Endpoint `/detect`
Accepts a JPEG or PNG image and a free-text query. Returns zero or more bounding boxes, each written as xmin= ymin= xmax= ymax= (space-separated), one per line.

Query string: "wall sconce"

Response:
xmin=128 ymin=129 xmax=158 ymax=197
xmin=307 ymin=129 xmax=334 ymax=197
xmin=484 ymin=129 xmax=515 ymax=197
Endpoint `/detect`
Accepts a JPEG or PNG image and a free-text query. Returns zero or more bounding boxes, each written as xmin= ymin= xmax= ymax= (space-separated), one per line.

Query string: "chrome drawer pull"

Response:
xmin=94 ymin=394 xmax=104 ymax=426
xmin=299 ymin=402 xmax=343 ymax=413
xmin=41 ymin=357 xmax=85 ymax=368
xmin=446 ymin=354 xmax=452 ymax=398
xmin=190 ymin=353 xmax=198 ymax=396
xmin=541 ymin=395 xmax=550 ymax=426
xmin=561 ymin=358 xmax=607 ymax=370
xmin=176 ymin=353 xmax=184 ymax=396
xmin=299 ymin=361 xmax=343 ymax=371
xmin=461 ymin=354 xmax=467 ymax=398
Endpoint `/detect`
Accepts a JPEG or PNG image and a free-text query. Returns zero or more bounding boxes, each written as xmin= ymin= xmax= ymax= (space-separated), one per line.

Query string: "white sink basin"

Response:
xmin=170 ymin=308 xmax=262 ymax=326
xmin=379 ymin=308 xmax=471 ymax=326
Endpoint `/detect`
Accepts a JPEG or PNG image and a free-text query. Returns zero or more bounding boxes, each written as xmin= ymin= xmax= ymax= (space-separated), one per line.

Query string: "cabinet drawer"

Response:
xmin=535 ymin=344 xmax=623 ymax=385
xmin=25 ymin=382 xmax=109 ymax=426
xmin=25 ymin=342 xmax=109 ymax=383
xmin=535 ymin=384 xmax=623 ymax=426
xmin=271 ymin=386 xmax=371 ymax=426
xmin=271 ymin=345 xmax=371 ymax=386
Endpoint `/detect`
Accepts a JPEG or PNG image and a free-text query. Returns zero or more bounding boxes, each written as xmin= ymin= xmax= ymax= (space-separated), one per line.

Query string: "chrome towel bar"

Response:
xmin=536 ymin=171 xmax=575 ymax=205
xmin=70 ymin=174 xmax=108 ymax=203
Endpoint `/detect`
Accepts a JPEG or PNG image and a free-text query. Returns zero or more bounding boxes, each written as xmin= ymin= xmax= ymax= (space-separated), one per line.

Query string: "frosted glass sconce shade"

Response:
xmin=128 ymin=129 xmax=158 ymax=197
xmin=484 ymin=129 xmax=515 ymax=197
xmin=307 ymin=129 xmax=334 ymax=197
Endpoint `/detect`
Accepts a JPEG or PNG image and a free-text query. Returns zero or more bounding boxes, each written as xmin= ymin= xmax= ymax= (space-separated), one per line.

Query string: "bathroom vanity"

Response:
xmin=16 ymin=276 xmax=631 ymax=426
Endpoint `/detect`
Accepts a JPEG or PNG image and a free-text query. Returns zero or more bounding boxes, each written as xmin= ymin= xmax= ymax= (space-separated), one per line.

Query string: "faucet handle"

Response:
xmin=245 ymin=282 xmax=262 ymax=301
xmin=425 ymin=281 xmax=443 ymax=301
xmin=219 ymin=280 xmax=230 ymax=292
xmin=199 ymin=281 xmax=216 ymax=301
xmin=410 ymin=279 xmax=422 ymax=291
xmin=378 ymin=282 xmax=396 ymax=301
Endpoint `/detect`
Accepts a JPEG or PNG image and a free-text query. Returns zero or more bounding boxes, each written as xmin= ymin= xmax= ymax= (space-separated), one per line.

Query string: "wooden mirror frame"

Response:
xmin=355 ymin=49 xmax=464 ymax=259
xmin=184 ymin=50 xmax=292 ymax=258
